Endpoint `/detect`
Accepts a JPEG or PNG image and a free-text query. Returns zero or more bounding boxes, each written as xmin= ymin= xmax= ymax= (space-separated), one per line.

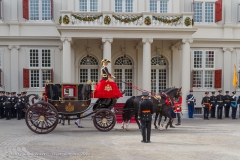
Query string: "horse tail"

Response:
xmin=122 ymin=96 xmax=135 ymax=122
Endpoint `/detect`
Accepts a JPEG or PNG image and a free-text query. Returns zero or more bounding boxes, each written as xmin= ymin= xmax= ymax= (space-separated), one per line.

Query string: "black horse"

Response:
xmin=121 ymin=87 xmax=180 ymax=130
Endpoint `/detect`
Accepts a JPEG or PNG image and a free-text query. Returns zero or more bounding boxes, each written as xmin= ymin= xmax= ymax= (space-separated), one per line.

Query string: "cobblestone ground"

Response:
xmin=0 ymin=116 xmax=240 ymax=160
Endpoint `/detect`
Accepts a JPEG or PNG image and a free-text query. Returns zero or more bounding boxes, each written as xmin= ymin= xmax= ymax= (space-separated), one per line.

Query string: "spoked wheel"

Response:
xmin=25 ymin=101 xmax=58 ymax=134
xmin=93 ymin=109 xmax=116 ymax=132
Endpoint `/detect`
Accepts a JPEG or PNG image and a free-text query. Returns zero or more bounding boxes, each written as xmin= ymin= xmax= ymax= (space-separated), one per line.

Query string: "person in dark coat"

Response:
xmin=5 ymin=92 xmax=12 ymax=120
xmin=231 ymin=91 xmax=238 ymax=119
xmin=216 ymin=90 xmax=224 ymax=119
xmin=201 ymin=92 xmax=211 ymax=120
xmin=16 ymin=94 xmax=24 ymax=120
xmin=0 ymin=91 xmax=6 ymax=119
xmin=210 ymin=92 xmax=216 ymax=118
xmin=223 ymin=91 xmax=231 ymax=118
xmin=138 ymin=92 xmax=153 ymax=143
xmin=186 ymin=90 xmax=196 ymax=118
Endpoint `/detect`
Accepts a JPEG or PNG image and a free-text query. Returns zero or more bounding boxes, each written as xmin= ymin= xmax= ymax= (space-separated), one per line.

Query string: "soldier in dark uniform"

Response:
xmin=5 ymin=92 xmax=12 ymax=120
xmin=138 ymin=92 xmax=153 ymax=143
xmin=186 ymin=90 xmax=196 ymax=118
xmin=223 ymin=91 xmax=231 ymax=118
xmin=0 ymin=91 xmax=7 ymax=118
xmin=16 ymin=93 xmax=24 ymax=120
xmin=21 ymin=91 xmax=28 ymax=119
xmin=210 ymin=92 xmax=216 ymax=118
xmin=216 ymin=90 xmax=224 ymax=119
xmin=11 ymin=92 xmax=17 ymax=118
xmin=231 ymin=91 xmax=238 ymax=119
xmin=201 ymin=92 xmax=211 ymax=120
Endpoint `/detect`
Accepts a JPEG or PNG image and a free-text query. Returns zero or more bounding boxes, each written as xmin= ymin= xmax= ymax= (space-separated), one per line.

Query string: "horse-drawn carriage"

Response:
xmin=25 ymin=82 xmax=118 ymax=134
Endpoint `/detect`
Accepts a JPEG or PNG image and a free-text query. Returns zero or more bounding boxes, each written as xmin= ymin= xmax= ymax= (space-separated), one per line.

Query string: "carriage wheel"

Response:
xmin=93 ymin=109 xmax=116 ymax=132
xmin=25 ymin=101 xmax=58 ymax=134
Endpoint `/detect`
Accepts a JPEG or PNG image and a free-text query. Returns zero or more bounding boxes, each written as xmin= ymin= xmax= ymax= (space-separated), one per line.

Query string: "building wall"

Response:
xmin=0 ymin=0 xmax=240 ymax=109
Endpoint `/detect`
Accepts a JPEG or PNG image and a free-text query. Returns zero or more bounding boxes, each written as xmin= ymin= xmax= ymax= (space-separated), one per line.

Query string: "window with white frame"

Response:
xmin=192 ymin=51 xmax=215 ymax=88
xmin=0 ymin=49 xmax=2 ymax=68
xmin=79 ymin=0 xmax=98 ymax=12
xmin=114 ymin=55 xmax=133 ymax=96
xmin=79 ymin=55 xmax=99 ymax=83
xmin=115 ymin=0 xmax=133 ymax=12
xmin=29 ymin=0 xmax=51 ymax=21
xmin=150 ymin=0 xmax=168 ymax=13
xmin=194 ymin=2 xmax=214 ymax=23
xmin=29 ymin=49 xmax=52 ymax=88
xmin=151 ymin=56 xmax=168 ymax=93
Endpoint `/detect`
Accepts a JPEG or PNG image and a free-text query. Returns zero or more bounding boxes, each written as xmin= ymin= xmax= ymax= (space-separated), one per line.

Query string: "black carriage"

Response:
xmin=25 ymin=83 xmax=118 ymax=134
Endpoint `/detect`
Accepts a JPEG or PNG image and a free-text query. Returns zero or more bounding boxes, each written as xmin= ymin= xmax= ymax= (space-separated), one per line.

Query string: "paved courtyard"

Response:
xmin=0 ymin=116 xmax=240 ymax=160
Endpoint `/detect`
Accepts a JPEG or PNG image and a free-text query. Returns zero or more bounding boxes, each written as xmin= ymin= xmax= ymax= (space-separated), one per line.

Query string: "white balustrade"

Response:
xmin=59 ymin=11 xmax=193 ymax=28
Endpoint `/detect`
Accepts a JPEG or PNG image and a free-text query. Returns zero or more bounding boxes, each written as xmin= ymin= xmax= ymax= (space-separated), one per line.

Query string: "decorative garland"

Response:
xmin=184 ymin=17 xmax=192 ymax=26
xmin=58 ymin=16 xmax=62 ymax=24
xmin=144 ymin=16 xmax=151 ymax=25
xmin=63 ymin=15 xmax=69 ymax=24
xmin=104 ymin=15 xmax=111 ymax=25
xmin=112 ymin=15 xmax=142 ymax=23
xmin=72 ymin=14 xmax=102 ymax=22
xmin=153 ymin=16 xmax=182 ymax=24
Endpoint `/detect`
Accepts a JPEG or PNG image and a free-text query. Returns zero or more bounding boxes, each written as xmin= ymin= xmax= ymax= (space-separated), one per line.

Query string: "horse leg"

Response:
xmin=162 ymin=116 xmax=167 ymax=127
xmin=154 ymin=112 xmax=159 ymax=129
xmin=158 ymin=114 xmax=163 ymax=130
xmin=126 ymin=120 xmax=130 ymax=131
xmin=121 ymin=121 xmax=125 ymax=129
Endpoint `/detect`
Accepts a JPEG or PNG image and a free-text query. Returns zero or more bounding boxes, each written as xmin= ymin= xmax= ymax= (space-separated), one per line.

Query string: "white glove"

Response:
xmin=224 ymin=104 xmax=226 ymax=106
xmin=216 ymin=105 xmax=219 ymax=107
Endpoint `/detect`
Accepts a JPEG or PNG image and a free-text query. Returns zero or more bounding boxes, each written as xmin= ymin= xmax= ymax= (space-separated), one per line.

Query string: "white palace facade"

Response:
xmin=1 ymin=0 xmax=240 ymax=112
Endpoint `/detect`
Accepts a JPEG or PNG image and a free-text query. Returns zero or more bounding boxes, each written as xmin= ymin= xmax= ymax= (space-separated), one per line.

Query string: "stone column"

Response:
xmin=181 ymin=38 xmax=193 ymax=110
xmin=223 ymin=47 xmax=233 ymax=92
xmin=9 ymin=0 xmax=19 ymax=36
xmin=223 ymin=0 xmax=233 ymax=38
xmin=102 ymin=38 xmax=113 ymax=73
xmin=142 ymin=38 xmax=153 ymax=94
xmin=61 ymin=37 xmax=72 ymax=83
xmin=171 ymin=45 xmax=182 ymax=87
xmin=8 ymin=45 xmax=20 ymax=92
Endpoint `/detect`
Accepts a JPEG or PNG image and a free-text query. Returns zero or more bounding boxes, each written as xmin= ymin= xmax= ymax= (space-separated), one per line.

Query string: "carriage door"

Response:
xmin=151 ymin=56 xmax=168 ymax=93
xmin=79 ymin=55 xmax=99 ymax=83
xmin=114 ymin=55 xmax=133 ymax=96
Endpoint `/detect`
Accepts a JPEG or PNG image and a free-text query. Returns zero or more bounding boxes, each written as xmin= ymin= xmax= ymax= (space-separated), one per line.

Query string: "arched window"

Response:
xmin=114 ymin=55 xmax=133 ymax=96
xmin=151 ymin=55 xmax=168 ymax=93
xmin=79 ymin=55 xmax=99 ymax=83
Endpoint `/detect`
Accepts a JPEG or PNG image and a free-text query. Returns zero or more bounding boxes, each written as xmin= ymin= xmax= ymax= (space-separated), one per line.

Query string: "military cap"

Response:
xmin=232 ymin=91 xmax=236 ymax=94
xmin=190 ymin=90 xmax=193 ymax=92
xmin=2 ymin=91 xmax=5 ymax=94
xmin=212 ymin=92 xmax=215 ymax=94
xmin=205 ymin=92 xmax=209 ymax=94
xmin=0 ymin=91 xmax=2 ymax=93
xmin=11 ymin=92 xmax=16 ymax=95
xmin=17 ymin=93 xmax=21 ymax=96
xmin=6 ymin=92 xmax=10 ymax=95
xmin=225 ymin=91 xmax=229 ymax=93
xmin=218 ymin=90 xmax=222 ymax=93
xmin=142 ymin=92 xmax=149 ymax=97
xmin=101 ymin=59 xmax=111 ymax=63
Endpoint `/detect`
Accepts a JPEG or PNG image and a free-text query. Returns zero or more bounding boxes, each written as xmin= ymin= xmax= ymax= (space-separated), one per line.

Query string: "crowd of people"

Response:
xmin=0 ymin=91 xmax=27 ymax=120
xmin=187 ymin=90 xmax=239 ymax=120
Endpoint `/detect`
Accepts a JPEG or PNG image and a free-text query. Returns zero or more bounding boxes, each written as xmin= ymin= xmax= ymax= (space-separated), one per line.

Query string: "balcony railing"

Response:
xmin=59 ymin=11 xmax=193 ymax=28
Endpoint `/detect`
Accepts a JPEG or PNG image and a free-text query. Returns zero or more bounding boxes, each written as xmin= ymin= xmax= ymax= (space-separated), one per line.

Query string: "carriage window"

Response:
xmin=114 ymin=55 xmax=133 ymax=96
xmin=79 ymin=55 xmax=99 ymax=83
xmin=192 ymin=50 xmax=215 ymax=88
xmin=64 ymin=88 xmax=74 ymax=97
xmin=151 ymin=56 xmax=167 ymax=94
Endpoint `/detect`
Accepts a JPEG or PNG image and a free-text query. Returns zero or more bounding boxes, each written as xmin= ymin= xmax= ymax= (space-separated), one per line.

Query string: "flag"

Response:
xmin=232 ymin=64 xmax=238 ymax=88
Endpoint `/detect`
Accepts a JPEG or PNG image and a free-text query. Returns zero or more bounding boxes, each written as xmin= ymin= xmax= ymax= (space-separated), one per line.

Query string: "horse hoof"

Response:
xmin=159 ymin=128 xmax=163 ymax=131
xmin=161 ymin=124 xmax=164 ymax=127
xmin=155 ymin=126 xmax=158 ymax=129
xmin=126 ymin=129 xmax=129 ymax=131
xmin=121 ymin=126 xmax=124 ymax=129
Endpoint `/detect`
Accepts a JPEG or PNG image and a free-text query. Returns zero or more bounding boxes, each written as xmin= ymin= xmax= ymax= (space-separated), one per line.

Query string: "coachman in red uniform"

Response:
xmin=93 ymin=59 xmax=123 ymax=98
